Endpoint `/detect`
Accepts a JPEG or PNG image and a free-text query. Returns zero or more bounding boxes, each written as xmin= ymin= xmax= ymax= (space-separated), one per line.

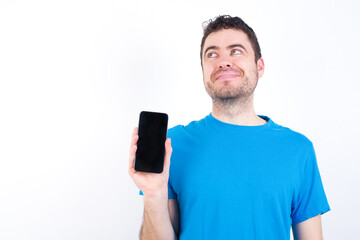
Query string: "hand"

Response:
xmin=128 ymin=127 xmax=173 ymax=197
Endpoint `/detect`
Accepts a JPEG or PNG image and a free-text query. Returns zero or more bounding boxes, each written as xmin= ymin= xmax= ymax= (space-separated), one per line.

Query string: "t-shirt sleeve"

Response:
xmin=291 ymin=143 xmax=331 ymax=224
xmin=138 ymin=182 xmax=177 ymax=199
xmin=167 ymin=182 xmax=177 ymax=199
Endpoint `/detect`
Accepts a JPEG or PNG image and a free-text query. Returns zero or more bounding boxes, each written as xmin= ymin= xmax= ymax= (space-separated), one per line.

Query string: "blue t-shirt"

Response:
xmin=165 ymin=114 xmax=330 ymax=239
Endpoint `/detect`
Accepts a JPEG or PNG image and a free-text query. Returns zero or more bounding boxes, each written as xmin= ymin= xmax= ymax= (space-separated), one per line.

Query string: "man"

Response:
xmin=128 ymin=15 xmax=330 ymax=240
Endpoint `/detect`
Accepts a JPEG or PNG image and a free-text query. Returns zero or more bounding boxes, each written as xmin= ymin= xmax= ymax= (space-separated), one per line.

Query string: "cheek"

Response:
xmin=202 ymin=65 xmax=214 ymax=80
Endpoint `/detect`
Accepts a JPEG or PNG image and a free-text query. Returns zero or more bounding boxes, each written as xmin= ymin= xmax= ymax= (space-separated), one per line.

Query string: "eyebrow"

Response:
xmin=203 ymin=44 xmax=248 ymax=57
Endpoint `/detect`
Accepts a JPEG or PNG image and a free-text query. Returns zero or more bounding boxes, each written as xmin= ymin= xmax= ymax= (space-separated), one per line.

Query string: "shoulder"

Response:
xmin=269 ymin=119 xmax=314 ymax=149
xmin=168 ymin=117 xmax=207 ymax=138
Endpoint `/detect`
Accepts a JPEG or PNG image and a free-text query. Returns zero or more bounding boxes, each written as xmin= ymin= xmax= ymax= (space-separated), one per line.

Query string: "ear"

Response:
xmin=257 ymin=57 xmax=265 ymax=78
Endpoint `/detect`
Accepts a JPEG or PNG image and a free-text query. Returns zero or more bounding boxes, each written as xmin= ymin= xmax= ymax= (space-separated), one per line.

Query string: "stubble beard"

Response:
xmin=204 ymin=70 xmax=259 ymax=107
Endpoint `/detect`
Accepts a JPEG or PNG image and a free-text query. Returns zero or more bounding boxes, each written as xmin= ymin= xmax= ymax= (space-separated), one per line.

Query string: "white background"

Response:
xmin=0 ymin=0 xmax=359 ymax=239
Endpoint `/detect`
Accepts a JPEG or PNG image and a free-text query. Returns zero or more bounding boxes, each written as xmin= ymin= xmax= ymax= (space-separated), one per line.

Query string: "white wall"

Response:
xmin=0 ymin=0 xmax=359 ymax=239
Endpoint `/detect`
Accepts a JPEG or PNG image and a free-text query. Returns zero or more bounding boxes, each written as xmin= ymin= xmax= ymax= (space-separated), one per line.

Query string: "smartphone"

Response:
xmin=134 ymin=111 xmax=168 ymax=173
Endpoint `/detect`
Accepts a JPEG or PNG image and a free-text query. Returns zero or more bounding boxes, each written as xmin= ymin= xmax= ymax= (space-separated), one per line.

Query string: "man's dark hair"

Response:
xmin=200 ymin=15 xmax=262 ymax=64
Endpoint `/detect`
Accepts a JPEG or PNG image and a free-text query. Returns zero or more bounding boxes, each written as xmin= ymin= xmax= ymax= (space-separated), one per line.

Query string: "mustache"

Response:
xmin=212 ymin=67 xmax=244 ymax=80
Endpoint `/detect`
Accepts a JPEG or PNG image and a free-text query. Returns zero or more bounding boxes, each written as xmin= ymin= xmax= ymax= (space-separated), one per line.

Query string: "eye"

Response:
xmin=207 ymin=52 xmax=218 ymax=58
xmin=231 ymin=49 xmax=242 ymax=55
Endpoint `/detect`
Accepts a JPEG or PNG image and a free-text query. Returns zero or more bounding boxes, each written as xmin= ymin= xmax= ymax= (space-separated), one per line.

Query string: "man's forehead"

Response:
xmin=204 ymin=28 xmax=251 ymax=48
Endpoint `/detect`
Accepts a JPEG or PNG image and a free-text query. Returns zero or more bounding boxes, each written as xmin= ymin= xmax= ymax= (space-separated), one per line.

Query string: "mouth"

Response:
xmin=215 ymin=71 xmax=241 ymax=81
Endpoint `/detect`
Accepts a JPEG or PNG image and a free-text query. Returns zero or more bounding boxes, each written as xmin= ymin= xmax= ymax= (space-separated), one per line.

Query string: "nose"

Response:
xmin=218 ymin=59 xmax=232 ymax=69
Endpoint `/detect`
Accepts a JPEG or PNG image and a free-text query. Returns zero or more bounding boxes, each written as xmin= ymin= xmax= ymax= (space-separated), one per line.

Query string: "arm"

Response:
xmin=292 ymin=214 xmax=323 ymax=240
xmin=168 ymin=199 xmax=180 ymax=236
xmin=139 ymin=198 xmax=179 ymax=240
xmin=128 ymin=127 xmax=178 ymax=240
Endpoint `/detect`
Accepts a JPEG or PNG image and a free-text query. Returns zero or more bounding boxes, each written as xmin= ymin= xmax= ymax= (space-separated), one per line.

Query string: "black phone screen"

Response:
xmin=135 ymin=111 xmax=168 ymax=173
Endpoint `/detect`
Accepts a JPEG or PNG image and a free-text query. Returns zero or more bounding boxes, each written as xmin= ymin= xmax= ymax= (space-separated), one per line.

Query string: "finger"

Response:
xmin=129 ymin=127 xmax=139 ymax=150
xmin=129 ymin=127 xmax=139 ymax=172
xmin=163 ymin=138 xmax=172 ymax=173
xmin=128 ymin=144 xmax=137 ymax=172
xmin=132 ymin=127 xmax=138 ymax=137
xmin=130 ymin=134 xmax=139 ymax=149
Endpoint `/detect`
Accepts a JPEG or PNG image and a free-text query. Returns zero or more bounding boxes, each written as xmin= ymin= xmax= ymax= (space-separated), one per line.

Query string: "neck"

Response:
xmin=211 ymin=94 xmax=267 ymax=126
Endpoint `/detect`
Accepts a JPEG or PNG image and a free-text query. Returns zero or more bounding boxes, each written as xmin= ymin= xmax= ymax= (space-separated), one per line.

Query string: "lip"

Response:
xmin=215 ymin=71 xmax=241 ymax=81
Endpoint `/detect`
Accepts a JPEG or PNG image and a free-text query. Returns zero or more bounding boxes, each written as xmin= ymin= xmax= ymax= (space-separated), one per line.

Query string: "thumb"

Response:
xmin=163 ymin=138 xmax=172 ymax=173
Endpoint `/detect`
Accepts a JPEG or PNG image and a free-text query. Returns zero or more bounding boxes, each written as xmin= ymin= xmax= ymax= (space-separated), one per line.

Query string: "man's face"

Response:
xmin=201 ymin=28 xmax=264 ymax=103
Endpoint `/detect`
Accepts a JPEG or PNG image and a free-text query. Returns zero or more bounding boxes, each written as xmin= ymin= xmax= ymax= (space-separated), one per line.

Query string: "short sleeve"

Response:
xmin=138 ymin=181 xmax=177 ymax=199
xmin=167 ymin=181 xmax=177 ymax=199
xmin=291 ymin=143 xmax=331 ymax=224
